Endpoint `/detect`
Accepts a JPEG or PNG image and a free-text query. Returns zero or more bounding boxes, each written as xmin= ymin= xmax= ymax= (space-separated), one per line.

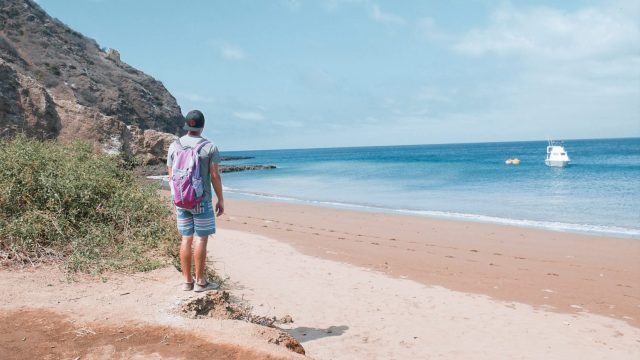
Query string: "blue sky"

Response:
xmin=37 ymin=0 xmax=640 ymax=150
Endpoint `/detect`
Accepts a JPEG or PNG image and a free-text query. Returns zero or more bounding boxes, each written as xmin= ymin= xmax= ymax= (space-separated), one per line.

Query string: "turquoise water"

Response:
xmin=220 ymin=138 xmax=640 ymax=238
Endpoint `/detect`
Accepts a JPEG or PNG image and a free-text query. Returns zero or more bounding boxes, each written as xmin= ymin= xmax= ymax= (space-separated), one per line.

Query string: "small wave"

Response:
xmin=394 ymin=209 xmax=640 ymax=238
xmin=224 ymin=188 xmax=640 ymax=239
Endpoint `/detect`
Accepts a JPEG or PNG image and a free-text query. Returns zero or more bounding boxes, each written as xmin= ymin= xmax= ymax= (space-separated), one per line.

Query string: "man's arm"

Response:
xmin=210 ymin=163 xmax=224 ymax=217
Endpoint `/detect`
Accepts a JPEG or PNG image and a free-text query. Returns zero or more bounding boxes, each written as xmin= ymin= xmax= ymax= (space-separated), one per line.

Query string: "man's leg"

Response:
xmin=194 ymin=235 xmax=209 ymax=285
xmin=180 ymin=235 xmax=194 ymax=283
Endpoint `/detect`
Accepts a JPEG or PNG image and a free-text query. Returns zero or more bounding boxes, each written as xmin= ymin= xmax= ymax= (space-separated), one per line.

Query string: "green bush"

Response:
xmin=0 ymin=135 xmax=179 ymax=274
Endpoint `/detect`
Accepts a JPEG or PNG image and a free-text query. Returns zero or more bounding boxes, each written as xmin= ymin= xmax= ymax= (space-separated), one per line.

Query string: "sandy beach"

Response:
xmin=220 ymin=198 xmax=640 ymax=327
xmin=2 ymin=195 xmax=639 ymax=359
xmin=210 ymin=197 xmax=640 ymax=358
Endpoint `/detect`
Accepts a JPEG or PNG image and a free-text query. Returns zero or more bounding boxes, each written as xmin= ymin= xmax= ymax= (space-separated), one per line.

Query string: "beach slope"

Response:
xmin=210 ymin=198 xmax=640 ymax=359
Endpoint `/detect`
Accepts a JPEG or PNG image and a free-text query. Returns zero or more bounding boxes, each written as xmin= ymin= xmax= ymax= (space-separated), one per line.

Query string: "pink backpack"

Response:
xmin=170 ymin=139 xmax=210 ymax=209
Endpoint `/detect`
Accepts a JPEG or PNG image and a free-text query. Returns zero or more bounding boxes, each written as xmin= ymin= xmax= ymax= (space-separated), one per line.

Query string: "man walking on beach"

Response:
xmin=167 ymin=110 xmax=224 ymax=292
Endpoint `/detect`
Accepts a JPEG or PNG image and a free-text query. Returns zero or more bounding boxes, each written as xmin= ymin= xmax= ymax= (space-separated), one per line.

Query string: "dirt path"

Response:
xmin=0 ymin=266 xmax=305 ymax=360
xmin=0 ymin=308 xmax=283 ymax=360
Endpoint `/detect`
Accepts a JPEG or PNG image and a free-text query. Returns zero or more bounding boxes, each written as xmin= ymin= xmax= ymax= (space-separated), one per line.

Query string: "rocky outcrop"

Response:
xmin=219 ymin=164 xmax=276 ymax=173
xmin=220 ymin=156 xmax=255 ymax=161
xmin=134 ymin=162 xmax=276 ymax=178
xmin=0 ymin=59 xmax=61 ymax=139
xmin=0 ymin=0 xmax=183 ymax=164
xmin=180 ymin=291 xmax=305 ymax=355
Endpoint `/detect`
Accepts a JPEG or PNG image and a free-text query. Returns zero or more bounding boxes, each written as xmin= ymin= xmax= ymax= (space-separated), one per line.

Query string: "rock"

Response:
xmin=0 ymin=59 xmax=61 ymax=139
xmin=125 ymin=126 xmax=177 ymax=165
xmin=105 ymin=48 xmax=120 ymax=62
xmin=0 ymin=0 xmax=183 ymax=164
xmin=220 ymin=156 xmax=255 ymax=161
xmin=268 ymin=332 xmax=305 ymax=355
xmin=280 ymin=314 xmax=294 ymax=324
xmin=179 ymin=292 xmax=304 ymax=355
xmin=219 ymin=164 xmax=276 ymax=173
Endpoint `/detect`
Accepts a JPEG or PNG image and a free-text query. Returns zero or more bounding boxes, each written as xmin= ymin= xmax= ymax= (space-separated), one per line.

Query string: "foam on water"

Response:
xmin=223 ymin=187 xmax=640 ymax=239
xmin=211 ymin=138 xmax=640 ymax=239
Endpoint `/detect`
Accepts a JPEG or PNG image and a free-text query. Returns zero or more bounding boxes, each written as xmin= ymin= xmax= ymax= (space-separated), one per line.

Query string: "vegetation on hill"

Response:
xmin=0 ymin=135 xmax=178 ymax=273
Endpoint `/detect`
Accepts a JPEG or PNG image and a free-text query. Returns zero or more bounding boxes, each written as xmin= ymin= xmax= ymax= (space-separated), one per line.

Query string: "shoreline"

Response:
xmin=213 ymin=196 xmax=640 ymax=328
xmin=222 ymin=188 xmax=640 ymax=239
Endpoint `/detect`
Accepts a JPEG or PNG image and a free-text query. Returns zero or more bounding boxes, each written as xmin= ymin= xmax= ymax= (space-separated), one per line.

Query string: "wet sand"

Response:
xmin=218 ymin=198 xmax=640 ymax=327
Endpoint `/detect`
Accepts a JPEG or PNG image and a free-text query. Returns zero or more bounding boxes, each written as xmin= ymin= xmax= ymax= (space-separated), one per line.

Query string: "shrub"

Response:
xmin=0 ymin=135 xmax=179 ymax=274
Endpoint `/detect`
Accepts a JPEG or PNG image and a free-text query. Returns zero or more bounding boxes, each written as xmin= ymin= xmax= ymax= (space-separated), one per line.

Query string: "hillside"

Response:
xmin=0 ymin=0 xmax=181 ymax=164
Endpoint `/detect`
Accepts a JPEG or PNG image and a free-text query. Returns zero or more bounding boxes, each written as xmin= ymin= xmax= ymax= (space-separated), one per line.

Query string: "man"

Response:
xmin=167 ymin=110 xmax=224 ymax=292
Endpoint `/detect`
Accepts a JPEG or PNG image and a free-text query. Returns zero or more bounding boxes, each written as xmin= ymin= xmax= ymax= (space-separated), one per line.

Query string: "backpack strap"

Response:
xmin=188 ymin=140 xmax=211 ymax=181
xmin=193 ymin=139 xmax=210 ymax=153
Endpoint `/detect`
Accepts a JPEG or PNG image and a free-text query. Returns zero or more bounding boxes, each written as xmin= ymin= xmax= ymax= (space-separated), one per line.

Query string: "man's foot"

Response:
xmin=194 ymin=280 xmax=219 ymax=292
xmin=183 ymin=281 xmax=194 ymax=291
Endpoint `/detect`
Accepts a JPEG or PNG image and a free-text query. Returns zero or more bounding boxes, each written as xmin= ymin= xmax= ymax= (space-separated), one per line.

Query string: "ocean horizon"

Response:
xmin=220 ymin=137 xmax=640 ymax=239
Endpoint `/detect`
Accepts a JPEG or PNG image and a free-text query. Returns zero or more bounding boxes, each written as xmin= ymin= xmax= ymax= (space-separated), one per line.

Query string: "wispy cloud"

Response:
xmin=220 ymin=44 xmax=246 ymax=61
xmin=232 ymin=111 xmax=265 ymax=121
xmin=417 ymin=17 xmax=449 ymax=43
xmin=274 ymin=119 xmax=304 ymax=128
xmin=370 ymin=4 xmax=405 ymax=25
xmin=453 ymin=2 xmax=640 ymax=61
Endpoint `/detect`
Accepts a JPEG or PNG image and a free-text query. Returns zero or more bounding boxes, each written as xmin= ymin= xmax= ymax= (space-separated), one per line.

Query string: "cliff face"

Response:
xmin=0 ymin=0 xmax=181 ymax=164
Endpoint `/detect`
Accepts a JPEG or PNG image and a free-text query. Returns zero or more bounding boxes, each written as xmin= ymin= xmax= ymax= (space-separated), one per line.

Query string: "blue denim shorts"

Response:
xmin=176 ymin=202 xmax=216 ymax=237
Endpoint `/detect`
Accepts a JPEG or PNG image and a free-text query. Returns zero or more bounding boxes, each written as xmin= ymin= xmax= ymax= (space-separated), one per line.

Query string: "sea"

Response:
xmin=219 ymin=138 xmax=640 ymax=239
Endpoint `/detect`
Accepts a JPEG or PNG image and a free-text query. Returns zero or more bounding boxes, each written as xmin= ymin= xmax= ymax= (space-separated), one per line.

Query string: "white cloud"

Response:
xmin=274 ymin=119 xmax=304 ymax=128
xmin=371 ymin=4 xmax=405 ymax=25
xmin=232 ymin=111 xmax=265 ymax=121
xmin=220 ymin=44 xmax=246 ymax=60
xmin=417 ymin=17 xmax=449 ymax=42
xmin=454 ymin=2 xmax=640 ymax=61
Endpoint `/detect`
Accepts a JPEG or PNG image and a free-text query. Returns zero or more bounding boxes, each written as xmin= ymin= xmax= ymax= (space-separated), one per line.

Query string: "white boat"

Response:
xmin=545 ymin=139 xmax=570 ymax=167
